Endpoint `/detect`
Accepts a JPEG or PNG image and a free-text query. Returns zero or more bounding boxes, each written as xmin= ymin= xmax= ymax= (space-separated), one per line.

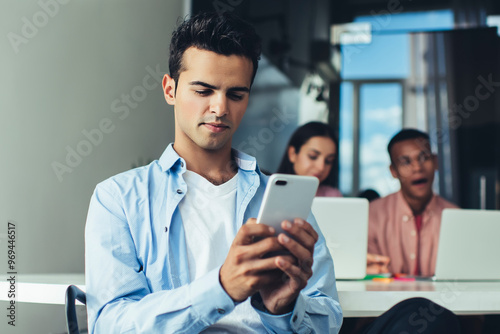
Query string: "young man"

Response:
xmin=85 ymin=12 xmax=342 ymax=333
xmin=367 ymin=129 xmax=459 ymax=276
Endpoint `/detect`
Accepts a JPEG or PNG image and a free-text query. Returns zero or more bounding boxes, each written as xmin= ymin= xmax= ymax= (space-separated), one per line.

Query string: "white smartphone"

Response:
xmin=256 ymin=174 xmax=319 ymax=236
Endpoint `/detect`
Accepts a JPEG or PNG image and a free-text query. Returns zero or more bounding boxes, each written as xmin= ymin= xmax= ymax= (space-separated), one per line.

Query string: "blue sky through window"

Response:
xmin=339 ymin=82 xmax=353 ymax=193
xmin=355 ymin=10 xmax=454 ymax=32
xmin=342 ymin=34 xmax=409 ymax=80
xmin=359 ymin=84 xmax=402 ymax=195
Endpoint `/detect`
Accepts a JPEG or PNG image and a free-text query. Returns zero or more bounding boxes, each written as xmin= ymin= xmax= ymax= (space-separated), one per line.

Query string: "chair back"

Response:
xmin=65 ymin=285 xmax=87 ymax=334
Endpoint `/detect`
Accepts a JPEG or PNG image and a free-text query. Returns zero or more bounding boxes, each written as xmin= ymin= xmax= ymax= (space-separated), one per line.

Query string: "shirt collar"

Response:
xmin=396 ymin=190 xmax=438 ymax=219
xmin=158 ymin=143 xmax=258 ymax=173
xmin=232 ymin=148 xmax=257 ymax=172
xmin=158 ymin=143 xmax=184 ymax=173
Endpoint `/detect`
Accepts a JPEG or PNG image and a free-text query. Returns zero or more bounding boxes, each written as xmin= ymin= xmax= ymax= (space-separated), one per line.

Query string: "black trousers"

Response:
xmin=341 ymin=297 xmax=461 ymax=334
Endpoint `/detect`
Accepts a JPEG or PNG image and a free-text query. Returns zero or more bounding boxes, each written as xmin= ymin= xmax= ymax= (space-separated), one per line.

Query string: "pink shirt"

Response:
xmin=316 ymin=185 xmax=342 ymax=197
xmin=368 ymin=191 xmax=458 ymax=276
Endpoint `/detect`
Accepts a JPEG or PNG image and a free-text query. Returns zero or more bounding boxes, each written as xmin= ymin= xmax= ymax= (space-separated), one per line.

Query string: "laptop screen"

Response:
xmin=312 ymin=197 xmax=369 ymax=280
xmin=435 ymin=208 xmax=500 ymax=281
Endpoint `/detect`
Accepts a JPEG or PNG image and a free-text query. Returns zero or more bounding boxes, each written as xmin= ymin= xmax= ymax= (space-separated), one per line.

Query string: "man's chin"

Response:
xmin=197 ymin=139 xmax=229 ymax=151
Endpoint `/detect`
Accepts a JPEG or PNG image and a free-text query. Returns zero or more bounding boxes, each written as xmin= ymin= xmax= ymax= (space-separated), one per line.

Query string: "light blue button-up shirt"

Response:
xmin=85 ymin=144 xmax=342 ymax=333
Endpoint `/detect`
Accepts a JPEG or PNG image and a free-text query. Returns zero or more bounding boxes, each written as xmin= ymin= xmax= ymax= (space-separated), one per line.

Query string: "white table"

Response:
xmin=3 ymin=274 xmax=500 ymax=318
xmin=337 ymin=280 xmax=500 ymax=317
xmin=0 ymin=273 xmax=85 ymax=305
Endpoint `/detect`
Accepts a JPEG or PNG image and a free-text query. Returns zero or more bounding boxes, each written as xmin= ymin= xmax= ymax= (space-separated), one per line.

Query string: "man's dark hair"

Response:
xmin=387 ymin=128 xmax=431 ymax=163
xmin=277 ymin=122 xmax=339 ymax=186
xmin=169 ymin=11 xmax=262 ymax=88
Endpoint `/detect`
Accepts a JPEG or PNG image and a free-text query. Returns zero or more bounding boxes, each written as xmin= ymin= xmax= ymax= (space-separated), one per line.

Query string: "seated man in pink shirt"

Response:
xmin=367 ymin=129 xmax=459 ymax=276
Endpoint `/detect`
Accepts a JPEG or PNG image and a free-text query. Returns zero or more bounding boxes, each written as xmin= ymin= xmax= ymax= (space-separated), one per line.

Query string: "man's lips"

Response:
xmin=411 ymin=178 xmax=428 ymax=186
xmin=202 ymin=122 xmax=230 ymax=133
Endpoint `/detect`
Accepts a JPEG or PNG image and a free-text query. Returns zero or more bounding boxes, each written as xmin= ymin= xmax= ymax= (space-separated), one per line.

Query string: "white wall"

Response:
xmin=0 ymin=0 xmax=183 ymax=332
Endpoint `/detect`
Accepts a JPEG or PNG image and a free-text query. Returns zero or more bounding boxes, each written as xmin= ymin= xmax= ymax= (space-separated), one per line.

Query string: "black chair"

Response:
xmin=65 ymin=285 xmax=87 ymax=334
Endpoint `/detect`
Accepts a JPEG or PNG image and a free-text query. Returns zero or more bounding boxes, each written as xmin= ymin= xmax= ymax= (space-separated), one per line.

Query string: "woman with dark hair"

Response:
xmin=277 ymin=121 xmax=342 ymax=197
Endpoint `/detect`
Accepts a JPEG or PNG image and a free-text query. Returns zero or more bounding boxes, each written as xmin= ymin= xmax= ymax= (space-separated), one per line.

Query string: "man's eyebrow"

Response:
xmin=228 ymin=86 xmax=250 ymax=93
xmin=189 ymin=81 xmax=217 ymax=89
xmin=189 ymin=81 xmax=250 ymax=93
xmin=397 ymin=155 xmax=410 ymax=160
xmin=398 ymin=150 xmax=428 ymax=161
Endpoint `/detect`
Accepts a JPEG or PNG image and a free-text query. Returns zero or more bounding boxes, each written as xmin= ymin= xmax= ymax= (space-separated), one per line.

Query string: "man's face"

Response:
xmin=162 ymin=47 xmax=253 ymax=153
xmin=389 ymin=138 xmax=438 ymax=202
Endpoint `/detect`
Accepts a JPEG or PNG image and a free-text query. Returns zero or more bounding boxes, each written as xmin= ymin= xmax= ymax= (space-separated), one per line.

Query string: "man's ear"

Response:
xmin=288 ymin=146 xmax=297 ymax=163
xmin=432 ymin=153 xmax=439 ymax=171
xmin=162 ymin=74 xmax=176 ymax=105
xmin=389 ymin=163 xmax=398 ymax=179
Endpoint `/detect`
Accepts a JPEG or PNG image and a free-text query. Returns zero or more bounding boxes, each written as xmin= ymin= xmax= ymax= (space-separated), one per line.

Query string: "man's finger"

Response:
xmin=275 ymin=257 xmax=310 ymax=289
xmin=234 ymin=221 xmax=276 ymax=245
xmin=293 ymin=219 xmax=318 ymax=242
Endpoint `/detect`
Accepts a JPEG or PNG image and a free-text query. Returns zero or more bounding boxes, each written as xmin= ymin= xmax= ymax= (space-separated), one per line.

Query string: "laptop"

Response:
xmin=434 ymin=208 xmax=500 ymax=281
xmin=311 ymin=197 xmax=369 ymax=280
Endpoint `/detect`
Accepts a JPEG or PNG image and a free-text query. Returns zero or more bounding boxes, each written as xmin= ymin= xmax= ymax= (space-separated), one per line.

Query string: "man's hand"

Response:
xmin=259 ymin=218 xmax=318 ymax=315
xmin=220 ymin=218 xmax=288 ymax=302
xmin=366 ymin=253 xmax=390 ymax=274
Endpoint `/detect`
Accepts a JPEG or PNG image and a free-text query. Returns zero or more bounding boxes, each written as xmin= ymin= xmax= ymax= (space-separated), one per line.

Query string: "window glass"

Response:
xmin=341 ymin=34 xmax=409 ymax=80
xmin=359 ymin=83 xmax=402 ymax=196
xmin=354 ymin=9 xmax=454 ymax=32
xmin=339 ymin=82 xmax=353 ymax=195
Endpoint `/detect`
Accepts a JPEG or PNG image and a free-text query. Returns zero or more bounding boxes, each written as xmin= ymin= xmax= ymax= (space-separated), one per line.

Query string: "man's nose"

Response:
xmin=411 ymin=158 xmax=423 ymax=172
xmin=210 ymin=94 xmax=228 ymax=117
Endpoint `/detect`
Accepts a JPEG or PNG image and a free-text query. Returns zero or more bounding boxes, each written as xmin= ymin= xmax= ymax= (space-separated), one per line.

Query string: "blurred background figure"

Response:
xmin=368 ymin=129 xmax=459 ymax=277
xmin=357 ymin=189 xmax=381 ymax=202
xmin=277 ymin=122 xmax=342 ymax=197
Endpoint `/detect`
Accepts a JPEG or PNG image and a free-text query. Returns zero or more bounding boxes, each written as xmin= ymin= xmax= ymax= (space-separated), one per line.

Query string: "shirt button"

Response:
xmin=292 ymin=315 xmax=298 ymax=322
xmin=176 ymin=189 xmax=183 ymax=194
xmin=411 ymin=230 xmax=416 ymax=237
xmin=410 ymin=253 xmax=416 ymax=260
xmin=180 ymin=161 xmax=184 ymax=167
xmin=217 ymin=308 xmax=225 ymax=314
xmin=402 ymin=215 xmax=409 ymax=222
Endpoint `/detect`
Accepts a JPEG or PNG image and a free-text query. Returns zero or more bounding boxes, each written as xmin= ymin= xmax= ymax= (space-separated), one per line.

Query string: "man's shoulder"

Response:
xmin=95 ymin=161 xmax=163 ymax=195
xmin=370 ymin=192 xmax=398 ymax=209
xmin=433 ymin=194 xmax=460 ymax=210
xmin=368 ymin=192 xmax=400 ymax=225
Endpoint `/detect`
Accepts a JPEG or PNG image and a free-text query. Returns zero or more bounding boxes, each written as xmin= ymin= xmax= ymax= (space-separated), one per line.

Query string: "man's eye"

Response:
xmin=228 ymin=94 xmax=243 ymax=101
xmin=308 ymin=155 xmax=318 ymax=160
xmin=399 ymin=159 xmax=410 ymax=166
xmin=419 ymin=153 xmax=431 ymax=162
xmin=195 ymin=90 xmax=211 ymax=96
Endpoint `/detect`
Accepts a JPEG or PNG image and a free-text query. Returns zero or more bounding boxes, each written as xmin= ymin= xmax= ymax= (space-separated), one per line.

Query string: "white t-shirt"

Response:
xmin=179 ymin=170 xmax=238 ymax=281
xmin=179 ymin=170 xmax=261 ymax=333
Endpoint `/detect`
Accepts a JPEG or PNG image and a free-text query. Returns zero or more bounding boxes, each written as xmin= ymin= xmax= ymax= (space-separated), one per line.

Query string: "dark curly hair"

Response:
xmin=387 ymin=128 xmax=431 ymax=164
xmin=169 ymin=11 xmax=261 ymax=89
